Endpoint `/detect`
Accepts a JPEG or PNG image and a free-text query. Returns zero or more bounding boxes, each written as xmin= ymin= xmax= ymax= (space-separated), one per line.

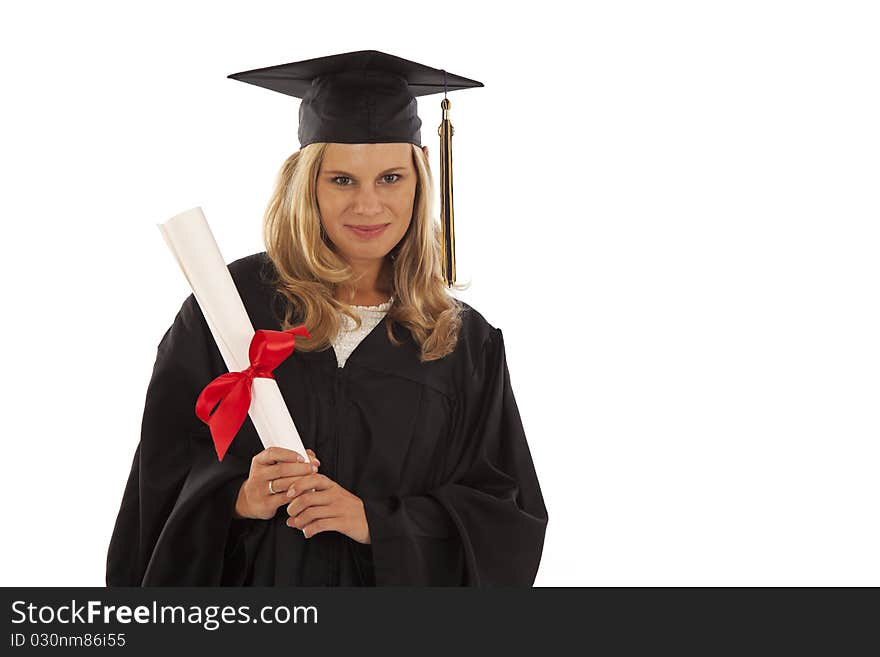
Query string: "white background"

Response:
xmin=1 ymin=1 xmax=878 ymax=586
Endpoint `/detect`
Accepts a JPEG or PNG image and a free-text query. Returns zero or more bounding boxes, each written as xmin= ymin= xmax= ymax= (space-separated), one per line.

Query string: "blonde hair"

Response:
xmin=261 ymin=142 xmax=468 ymax=362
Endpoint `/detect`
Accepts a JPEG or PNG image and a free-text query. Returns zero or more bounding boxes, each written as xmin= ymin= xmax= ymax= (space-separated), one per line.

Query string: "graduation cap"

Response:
xmin=227 ymin=49 xmax=484 ymax=287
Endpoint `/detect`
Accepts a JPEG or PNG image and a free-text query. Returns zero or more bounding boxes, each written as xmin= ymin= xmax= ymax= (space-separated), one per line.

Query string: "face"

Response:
xmin=316 ymin=142 xmax=425 ymax=268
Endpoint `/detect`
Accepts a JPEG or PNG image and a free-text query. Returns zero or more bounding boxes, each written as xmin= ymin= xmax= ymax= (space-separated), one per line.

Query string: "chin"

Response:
xmin=342 ymin=240 xmax=393 ymax=257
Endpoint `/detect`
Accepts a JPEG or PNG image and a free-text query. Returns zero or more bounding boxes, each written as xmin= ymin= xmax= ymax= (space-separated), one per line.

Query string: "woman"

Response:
xmin=106 ymin=51 xmax=548 ymax=586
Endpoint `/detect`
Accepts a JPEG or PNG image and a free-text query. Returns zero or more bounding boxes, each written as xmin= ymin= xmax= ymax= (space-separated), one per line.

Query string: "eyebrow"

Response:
xmin=323 ymin=167 xmax=408 ymax=176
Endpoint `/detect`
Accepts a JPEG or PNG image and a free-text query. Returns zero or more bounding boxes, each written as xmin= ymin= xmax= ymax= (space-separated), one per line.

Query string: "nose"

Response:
xmin=351 ymin=185 xmax=384 ymax=217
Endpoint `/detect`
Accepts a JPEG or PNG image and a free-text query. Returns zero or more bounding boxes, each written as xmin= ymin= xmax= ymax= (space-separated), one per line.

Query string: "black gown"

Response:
xmin=106 ymin=252 xmax=548 ymax=586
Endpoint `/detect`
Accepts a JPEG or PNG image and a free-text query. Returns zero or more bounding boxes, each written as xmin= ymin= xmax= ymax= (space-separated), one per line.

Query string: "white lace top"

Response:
xmin=332 ymin=296 xmax=394 ymax=368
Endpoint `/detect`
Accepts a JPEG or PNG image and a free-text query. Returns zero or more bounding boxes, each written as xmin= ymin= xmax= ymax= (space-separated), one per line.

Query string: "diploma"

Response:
xmin=157 ymin=206 xmax=309 ymax=462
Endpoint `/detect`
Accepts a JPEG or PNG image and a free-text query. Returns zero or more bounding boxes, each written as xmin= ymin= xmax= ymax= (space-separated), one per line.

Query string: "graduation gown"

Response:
xmin=106 ymin=252 xmax=548 ymax=586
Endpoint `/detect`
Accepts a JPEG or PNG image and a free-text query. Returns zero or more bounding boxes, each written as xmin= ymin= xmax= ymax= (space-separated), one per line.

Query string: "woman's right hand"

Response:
xmin=234 ymin=446 xmax=321 ymax=520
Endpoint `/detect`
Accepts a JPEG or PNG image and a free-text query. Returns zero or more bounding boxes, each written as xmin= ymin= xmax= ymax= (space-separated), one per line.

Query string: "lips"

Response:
xmin=346 ymin=223 xmax=390 ymax=238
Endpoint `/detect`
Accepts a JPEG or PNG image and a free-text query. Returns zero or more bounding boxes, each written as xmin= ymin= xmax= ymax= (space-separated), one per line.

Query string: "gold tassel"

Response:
xmin=438 ymin=96 xmax=456 ymax=287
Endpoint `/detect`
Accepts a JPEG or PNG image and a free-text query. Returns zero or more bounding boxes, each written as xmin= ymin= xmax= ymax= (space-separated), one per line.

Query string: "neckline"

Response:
xmin=351 ymin=295 xmax=394 ymax=310
xmin=334 ymin=306 xmax=393 ymax=370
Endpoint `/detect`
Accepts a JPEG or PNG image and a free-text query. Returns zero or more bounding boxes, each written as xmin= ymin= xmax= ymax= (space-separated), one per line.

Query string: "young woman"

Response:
xmin=106 ymin=51 xmax=548 ymax=586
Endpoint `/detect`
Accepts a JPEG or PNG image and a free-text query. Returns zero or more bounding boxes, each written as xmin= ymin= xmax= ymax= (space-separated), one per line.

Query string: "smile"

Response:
xmin=345 ymin=223 xmax=390 ymax=239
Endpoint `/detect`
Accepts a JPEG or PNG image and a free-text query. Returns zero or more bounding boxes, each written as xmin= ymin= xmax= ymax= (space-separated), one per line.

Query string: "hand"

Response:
xmin=285 ymin=473 xmax=371 ymax=544
xmin=234 ymin=446 xmax=322 ymax=521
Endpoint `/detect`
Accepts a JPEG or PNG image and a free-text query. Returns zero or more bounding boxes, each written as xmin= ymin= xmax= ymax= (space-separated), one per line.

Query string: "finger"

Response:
xmin=297 ymin=516 xmax=342 ymax=538
xmin=286 ymin=489 xmax=334 ymax=518
xmin=270 ymin=486 xmax=299 ymax=510
xmin=261 ymin=461 xmax=318 ymax=481
xmin=253 ymin=447 xmax=304 ymax=466
xmin=268 ymin=473 xmax=321 ymax=496
xmin=305 ymin=449 xmax=322 ymax=467
xmin=287 ymin=484 xmax=319 ymax=498
xmin=286 ymin=506 xmax=341 ymax=532
xmin=286 ymin=473 xmax=334 ymax=499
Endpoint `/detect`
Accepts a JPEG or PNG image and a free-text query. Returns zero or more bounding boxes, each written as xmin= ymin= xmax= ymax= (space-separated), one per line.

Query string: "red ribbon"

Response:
xmin=195 ymin=325 xmax=310 ymax=461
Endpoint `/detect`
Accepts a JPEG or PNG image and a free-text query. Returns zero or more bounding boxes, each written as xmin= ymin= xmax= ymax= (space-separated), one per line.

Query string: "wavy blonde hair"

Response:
xmin=262 ymin=142 xmax=468 ymax=362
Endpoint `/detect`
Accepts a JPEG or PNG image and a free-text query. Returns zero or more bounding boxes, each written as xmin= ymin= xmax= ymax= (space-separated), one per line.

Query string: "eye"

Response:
xmin=331 ymin=176 xmax=353 ymax=186
xmin=381 ymin=173 xmax=402 ymax=184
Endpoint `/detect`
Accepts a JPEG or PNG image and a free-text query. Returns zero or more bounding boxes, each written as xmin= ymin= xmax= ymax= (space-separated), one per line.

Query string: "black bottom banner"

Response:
xmin=1 ymin=587 xmax=874 ymax=654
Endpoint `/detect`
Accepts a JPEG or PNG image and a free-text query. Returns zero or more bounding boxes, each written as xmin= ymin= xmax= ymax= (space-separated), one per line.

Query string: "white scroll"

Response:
xmin=157 ymin=206 xmax=309 ymax=462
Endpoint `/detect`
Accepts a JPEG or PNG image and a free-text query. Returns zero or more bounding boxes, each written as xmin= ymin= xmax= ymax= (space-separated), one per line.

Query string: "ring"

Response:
xmin=268 ymin=479 xmax=277 ymax=495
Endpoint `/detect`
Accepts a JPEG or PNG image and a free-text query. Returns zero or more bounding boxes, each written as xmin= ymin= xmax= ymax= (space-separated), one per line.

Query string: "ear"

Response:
xmin=421 ymin=145 xmax=429 ymax=159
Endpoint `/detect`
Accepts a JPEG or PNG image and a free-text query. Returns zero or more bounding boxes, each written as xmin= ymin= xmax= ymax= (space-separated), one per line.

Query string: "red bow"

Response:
xmin=195 ymin=325 xmax=310 ymax=461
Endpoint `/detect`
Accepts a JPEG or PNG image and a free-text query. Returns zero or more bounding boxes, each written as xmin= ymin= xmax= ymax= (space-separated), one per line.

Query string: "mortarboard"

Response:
xmin=227 ymin=49 xmax=484 ymax=287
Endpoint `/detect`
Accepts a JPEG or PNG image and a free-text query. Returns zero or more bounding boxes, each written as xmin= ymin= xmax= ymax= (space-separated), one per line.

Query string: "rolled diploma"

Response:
xmin=157 ymin=206 xmax=309 ymax=462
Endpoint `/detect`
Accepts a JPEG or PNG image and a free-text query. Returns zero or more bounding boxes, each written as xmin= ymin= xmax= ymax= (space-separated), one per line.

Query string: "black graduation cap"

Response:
xmin=227 ymin=50 xmax=484 ymax=287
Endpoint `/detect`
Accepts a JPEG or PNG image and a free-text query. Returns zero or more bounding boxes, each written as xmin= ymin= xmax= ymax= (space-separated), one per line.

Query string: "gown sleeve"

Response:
xmin=105 ymin=294 xmax=251 ymax=586
xmin=361 ymin=327 xmax=549 ymax=586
